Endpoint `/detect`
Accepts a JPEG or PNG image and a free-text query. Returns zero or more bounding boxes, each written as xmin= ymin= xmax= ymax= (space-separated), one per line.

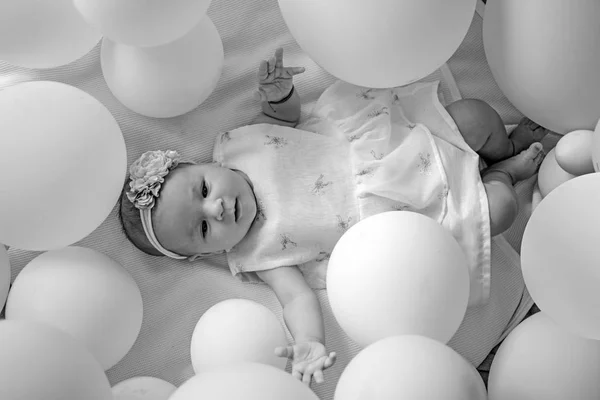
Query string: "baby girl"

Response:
xmin=119 ymin=48 xmax=549 ymax=386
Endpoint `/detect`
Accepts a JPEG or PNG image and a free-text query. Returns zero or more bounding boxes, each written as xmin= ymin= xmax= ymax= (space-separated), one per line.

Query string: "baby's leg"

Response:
xmin=446 ymin=99 xmax=551 ymax=164
xmin=482 ymin=143 xmax=545 ymax=236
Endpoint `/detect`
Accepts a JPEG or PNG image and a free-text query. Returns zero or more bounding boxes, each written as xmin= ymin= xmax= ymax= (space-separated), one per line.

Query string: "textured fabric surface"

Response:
xmin=2 ymin=1 xmax=543 ymax=398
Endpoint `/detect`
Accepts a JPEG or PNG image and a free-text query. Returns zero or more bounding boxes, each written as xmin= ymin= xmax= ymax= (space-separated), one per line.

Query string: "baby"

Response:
xmin=119 ymin=48 xmax=549 ymax=386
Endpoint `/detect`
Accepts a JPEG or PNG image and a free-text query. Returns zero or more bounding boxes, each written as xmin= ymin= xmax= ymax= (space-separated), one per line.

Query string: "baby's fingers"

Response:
xmin=291 ymin=369 xmax=303 ymax=381
xmin=274 ymin=47 xmax=284 ymax=69
xmin=274 ymin=345 xmax=294 ymax=358
xmin=258 ymin=60 xmax=269 ymax=80
xmin=284 ymin=66 xmax=306 ymax=78
xmin=324 ymin=352 xmax=337 ymax=369
xmin=268 ymin=55 xmax=276 ymax=74
xmin=312 ymin=370 xmax=325 ymax=384
xmin=302 ymin=370 xmax=313 ymax=386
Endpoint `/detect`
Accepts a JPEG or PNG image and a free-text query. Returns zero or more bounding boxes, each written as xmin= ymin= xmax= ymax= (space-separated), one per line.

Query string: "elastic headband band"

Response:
xmin=140 ymin=208 xmax=187 ymax=260
xmin=126 ymin=150 xmax=191 ymax=260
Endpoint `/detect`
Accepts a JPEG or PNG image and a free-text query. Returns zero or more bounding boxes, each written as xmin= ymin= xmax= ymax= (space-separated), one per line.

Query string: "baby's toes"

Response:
xmin=523 ymin=142 xmax=544 ymax=160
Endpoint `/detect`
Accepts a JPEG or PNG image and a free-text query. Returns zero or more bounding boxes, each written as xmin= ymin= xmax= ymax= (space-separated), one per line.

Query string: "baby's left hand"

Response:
xmin=254 ymin=47 xmax=305 ymax=103
xmin=275 ymin=341 xmax=337 ymax=386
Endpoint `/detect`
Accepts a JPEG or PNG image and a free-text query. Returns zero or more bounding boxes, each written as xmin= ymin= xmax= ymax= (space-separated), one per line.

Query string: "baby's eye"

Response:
xmin=201 ymin=181 xmax=208 ymax=198
xmin=202 ymin=220 xmax=208 ymax=237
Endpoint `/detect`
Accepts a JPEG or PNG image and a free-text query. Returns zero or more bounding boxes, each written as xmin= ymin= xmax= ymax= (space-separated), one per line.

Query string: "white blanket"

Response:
xmin=2 ymin=1 xmax=546 ymax=398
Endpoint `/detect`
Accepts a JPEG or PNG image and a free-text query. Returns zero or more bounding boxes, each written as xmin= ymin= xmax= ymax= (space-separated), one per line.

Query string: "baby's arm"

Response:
xmin=256 ymin=265 xmax=336 ymax=385
xmin=250 ymin=47 xmax=304 ymax=128
xmin=252 ymin=86 xmax=302 ymax=127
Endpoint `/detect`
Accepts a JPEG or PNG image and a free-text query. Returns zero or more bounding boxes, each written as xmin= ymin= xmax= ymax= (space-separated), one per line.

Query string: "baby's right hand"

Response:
xmin=275 ymin=341 xmax=337 ymax=386
xmin=254 ymin=47 xmax=305 ymax=103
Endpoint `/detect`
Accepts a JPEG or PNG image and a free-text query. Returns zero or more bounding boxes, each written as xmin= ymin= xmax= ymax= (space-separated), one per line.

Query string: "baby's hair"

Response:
xmin=118 ymin=162 xmax=195 ymax=257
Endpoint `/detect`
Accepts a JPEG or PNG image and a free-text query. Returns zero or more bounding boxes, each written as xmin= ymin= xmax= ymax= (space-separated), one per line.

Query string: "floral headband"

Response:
xmin=126 ymin=150 xmax=190 ymax=260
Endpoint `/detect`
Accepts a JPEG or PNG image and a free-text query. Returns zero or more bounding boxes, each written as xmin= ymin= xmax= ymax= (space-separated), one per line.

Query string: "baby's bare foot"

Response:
xmin=510 ymin=117 xmax=553 ymax=155
xmin=484 ymin=142 xmax=545 ymax=184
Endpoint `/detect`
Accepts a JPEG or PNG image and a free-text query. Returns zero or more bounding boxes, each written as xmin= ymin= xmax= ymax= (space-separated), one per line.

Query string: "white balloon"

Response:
xmin=74 ymin=0 xmax=212 ymax=47
xmin=170 ymin=363 xmax=319 ymax=400
xmin=326 ymin=211 xmax=470 ymax=347
xmin=522 ymin=173 xmax=600 ymax=340
xmin=334 ymin=335 xmax=487 ymax=400
xmin=278 ymin=0 xmax=476 ymax=88
xmin=190 ymin=299 xmax=288 ymax=373
xmin=101 ymin=15 xmax=224 ymax=118
xmin=591 ymin=118 xmax=600 ymax=172
xmin=0 ymin=0 xmax=101 ymax=69
xmin=483 ymin=0 xmax=600 ymax=134
xmin=0 ymin=320 xmax=112 ymax=400
xmin=6 ymin=246 xmax=143 ymax=370
xmin=112 ymin=376 xmax=176 ymax=400
xmin=554 ymin=130 xmax=594 ymax=176
xmin=488 ymin=312 xmax=600 ymax=400
xmin=537 ymin=148 xmax=576 ymax=198
xmin=0 ymin=81 xmax=127 ymax=251
xmin=0 ymin=245 xmax=10 ymax=312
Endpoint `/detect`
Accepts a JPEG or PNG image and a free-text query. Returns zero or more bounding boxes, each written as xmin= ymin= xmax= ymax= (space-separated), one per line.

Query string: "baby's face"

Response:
xmin=152 ymin=163 xmax=257 ymax=256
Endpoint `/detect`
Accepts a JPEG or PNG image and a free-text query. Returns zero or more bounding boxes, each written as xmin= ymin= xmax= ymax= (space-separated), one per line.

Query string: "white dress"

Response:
xmin=212 ymin=80 xmax=491 ymax=307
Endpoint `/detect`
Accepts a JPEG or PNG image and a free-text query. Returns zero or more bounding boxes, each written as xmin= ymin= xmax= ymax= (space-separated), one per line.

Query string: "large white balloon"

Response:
xmin=521 ymin=173 xmax=600 ymax=340
xmin=101 ymin=15 xmax=224 ymax=118
xmin=190 ymin=299 xmax=288 ymax=373
xmin=483 ymin=0 xmax=600 ymax=134
xmin=278 ymin=0 xmax=476 ymax=88
xmin=0 ymin=245 xmax=10 ymax=312
xmin=0 ymin=320 xmax=112 ymax=400
xmin=327 ymin=211 xmax=470 ymax=347
xmin=0 ymin=0 xmax=101 ymax=69
xmin=169 ymin=363 xmax=319 ymax=400
xmin=74 ymin=0 xmax=212 ymax=47
xmin=0 ymin=81 xmax=127 ymax=251
xmin=112 ymin=376 xmax=176 ymax=400
xmin=537 ymin=148 xmax=576 ymax=198
xmin=5 ymin=246 xmax=143 ymax=370
xmin=488 ymin=312 xmax=600 ymax=400
xmin=335 ymin=335 xmax=487 ymax=400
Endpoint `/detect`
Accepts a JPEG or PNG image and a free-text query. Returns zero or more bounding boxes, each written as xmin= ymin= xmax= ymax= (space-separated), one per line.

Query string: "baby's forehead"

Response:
xmin=170 ymin=162 xmax=203 ymax=181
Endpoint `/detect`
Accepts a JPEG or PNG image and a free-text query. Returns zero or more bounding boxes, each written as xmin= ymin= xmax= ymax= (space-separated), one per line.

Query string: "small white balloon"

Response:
xmin=190 ymin=299 xmax=288 ymax=373
xmin=74 ymin=0 xmax=212 ymax=47
xmin=327 ymin=211 xmax=470 ymax=347
xmin=522 ymin=173 xmax=600 ymax=340
xmin=591 ymin=118 xmax=600 ymax=172
xmin=555 ymin=130 xmax=594 ymax=176
xmin=537 ymin=148 xmax=576 ymax=198
xmin=278 ymin=0 xmax=476 ymax=88
xmin=0 ymin=320 xmax=112 ymax=400
xmin=101 ymin=15 xmax=224 ymax=118
xmin=6 ymin=246 xmax=143 ymax=370
xmin=170 ymin=363 xmax=319 ymax=400
xmin=0 ymin=0 xmax=101 ymax=68
xmin=112 ymin=377 xmax=176 ymax=400
xmin=334 ymin=335 xmax=487 ymax=400
xmin=0 ymin=81 xmax=127 ymax=251
xmin=0 ymin=245 xmax=10 ymax=311
xmin=488 ymin=312 xmax=600 ymax=399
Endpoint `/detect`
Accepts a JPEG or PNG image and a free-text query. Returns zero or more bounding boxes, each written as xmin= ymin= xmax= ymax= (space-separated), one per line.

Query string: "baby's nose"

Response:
xmin=207 ymin=198 xmax=224 ymax=221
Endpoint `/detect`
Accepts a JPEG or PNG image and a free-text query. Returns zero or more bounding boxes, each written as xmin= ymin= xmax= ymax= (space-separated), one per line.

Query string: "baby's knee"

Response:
xmin=446 ymin=99 xmax=489 ymax=121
